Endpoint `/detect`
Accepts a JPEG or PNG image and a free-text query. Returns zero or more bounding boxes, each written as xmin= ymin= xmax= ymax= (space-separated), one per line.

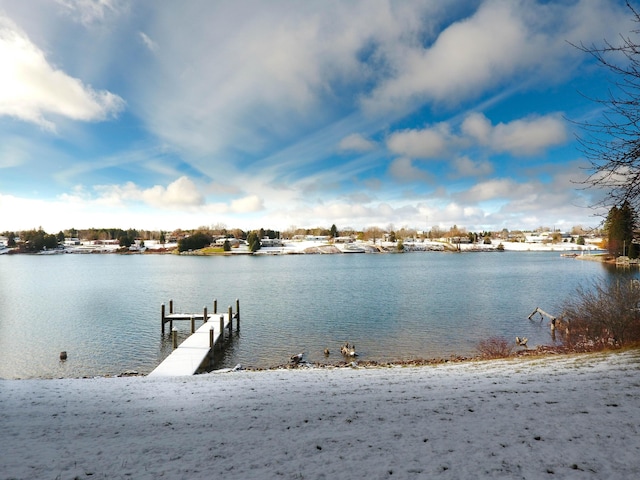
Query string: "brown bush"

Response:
xmin=562 ymin=279 xmax=640 ymax=348
xmin=476 ymin=336 xmax=514 ymax=359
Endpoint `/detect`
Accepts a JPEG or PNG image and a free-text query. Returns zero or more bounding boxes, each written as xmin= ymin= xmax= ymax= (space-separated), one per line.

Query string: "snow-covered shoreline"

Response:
xmin=2 ymin=350 xmax=638 ymax=479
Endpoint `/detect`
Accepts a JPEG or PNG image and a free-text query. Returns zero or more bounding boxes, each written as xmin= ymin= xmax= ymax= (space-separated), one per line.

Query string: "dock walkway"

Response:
xmin=149 ymin=299 xmax=240 ymax=377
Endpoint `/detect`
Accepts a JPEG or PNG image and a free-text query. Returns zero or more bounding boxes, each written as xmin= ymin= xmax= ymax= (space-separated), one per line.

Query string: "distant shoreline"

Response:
xmin=0 ymin=239 xmax=607 ymax=256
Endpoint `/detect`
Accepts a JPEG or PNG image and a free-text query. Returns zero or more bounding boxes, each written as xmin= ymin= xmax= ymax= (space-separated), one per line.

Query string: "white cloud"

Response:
xmin=361 ymin=0 xmax=629 ymax=114
xmin=461 ymin=113 xmax=492 ymax=145
xmin=338 ymin=133 xmax=376 ymax=152
xmin=55 ymin=0 xmax=126 ymax=26
xmin=387 ymin=125 xmax=450 ymax=159
xmin=139 ymin=32 xmax=158 ymax=52
xmin=463 ymin=112 xmax=568 ymax=155
xmin=459 ymin=178 xmax=517 ymax=202
xmin=363 ymin=1 xmax=531 ymax=112
xmin=388 ymin=157 xmax=432 ymax=182
xmin=230 ymin=195 xmax=264 ymax=214
xmin=132 ymin=1 xmax=450 ymax=162
xmin=0 ymin=13 xmax=125 ymax=129
xmin=491 ymin=115 xmax=568 ymax=155
xmin=451 ymin=156 xmax=493 ymax=178
xmin=390 ymin=112 xmax=568 ymax=162
xmin=93 ymin=176 xmax=204 ymax=208
xmin=141 ymin=176 xmax=205 ymax=207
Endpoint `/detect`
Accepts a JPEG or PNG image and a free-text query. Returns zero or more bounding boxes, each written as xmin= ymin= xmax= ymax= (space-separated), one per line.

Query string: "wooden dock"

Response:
xmin=149 ymin=299 xmax=239 ymax=377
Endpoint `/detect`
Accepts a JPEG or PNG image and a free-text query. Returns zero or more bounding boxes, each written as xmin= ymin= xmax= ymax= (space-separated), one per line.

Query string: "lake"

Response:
xmin=0 ymin=251 xmax=633 ymax=379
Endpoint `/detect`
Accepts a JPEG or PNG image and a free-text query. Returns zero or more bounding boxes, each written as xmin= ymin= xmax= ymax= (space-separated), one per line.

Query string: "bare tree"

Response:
xmin=573 ymin=2 xmax=640 ymax=210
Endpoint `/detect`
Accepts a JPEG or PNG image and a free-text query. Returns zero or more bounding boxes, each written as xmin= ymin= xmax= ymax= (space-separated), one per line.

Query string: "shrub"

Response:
xmin=476 ymin=336 xmax=514 ymax=358
xmin=177 ymin=232 xmax=212 ymax=252
xmin=561 ymin=279 xmax=640 ymax=348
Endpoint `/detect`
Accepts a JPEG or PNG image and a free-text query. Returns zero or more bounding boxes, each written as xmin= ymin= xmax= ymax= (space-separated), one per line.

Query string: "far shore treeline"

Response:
xmin=1 ymin=200 xmax=635 ymax=258
xmin=0 ymin=220 xmax=611 ymax=255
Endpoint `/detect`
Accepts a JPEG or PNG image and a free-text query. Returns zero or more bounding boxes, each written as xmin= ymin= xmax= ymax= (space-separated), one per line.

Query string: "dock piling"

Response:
xmin=203 ymin=306 xmax=208 ymax=323
xmin=172 ymin=327 xmax=178 ymax=349
xmin=190 ymin=316 xmax=195 ymax=333
xmin=236 ymin=298 xmax=240 ymax=330
xmin=219 ymin=315 xmax=224 ymax=346
xmin=228 ymin=306 xmax=233 ymax=333
xmin=161 ymin=303 xmax=166 ymax=334
xmin=214 ymin=299 xmax=217 ymax=314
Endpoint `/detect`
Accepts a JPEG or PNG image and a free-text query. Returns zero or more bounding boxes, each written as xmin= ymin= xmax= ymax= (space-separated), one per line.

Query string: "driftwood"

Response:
xmin=528 ymin=307 xmax=556 ymax=322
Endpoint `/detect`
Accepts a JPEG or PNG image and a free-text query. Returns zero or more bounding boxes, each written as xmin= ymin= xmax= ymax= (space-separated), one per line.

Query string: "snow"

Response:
xmin=1 ymin=350 xmax=639 ymax=479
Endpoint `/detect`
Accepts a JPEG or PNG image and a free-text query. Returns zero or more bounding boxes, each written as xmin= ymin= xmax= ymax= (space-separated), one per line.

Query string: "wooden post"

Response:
xmin=203 ymin=306 xmax=208 ymax=324
xmin=213 ymin=299 xmax=217 ymax=314
xmin=228 ymin=306 xmax=233 ymax=333
xmin=219 ymin=315 xmax=224 ymax=346
xmin=209 ymin=325 xmax=214 ymax=349
xmin=172 ymin=327 xmax=178 ymax=349
xmin=169 ymin=299 xmax=173 ymax=314
xmin=236 ymin=298 xmax=240 ymax=330
xmin=190 ymin=315 xmax=195 ymax=334
xmin=161 ymin=303 xmax=166 ymax=334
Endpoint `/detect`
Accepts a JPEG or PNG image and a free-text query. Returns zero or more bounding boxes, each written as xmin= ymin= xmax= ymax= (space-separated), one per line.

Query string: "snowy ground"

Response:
xmin=1 ymin=350 xmax=638 ymax=479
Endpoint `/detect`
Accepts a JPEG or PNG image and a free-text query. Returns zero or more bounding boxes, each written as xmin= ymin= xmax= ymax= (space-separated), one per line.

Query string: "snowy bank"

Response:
xmin=1 ymin=350 xmax=639 ymax=479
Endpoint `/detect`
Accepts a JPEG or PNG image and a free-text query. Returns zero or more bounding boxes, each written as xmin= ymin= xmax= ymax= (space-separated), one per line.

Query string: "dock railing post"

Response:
xmin=228 ymin=306 xmax=233 ymax=333
xmin=219 ymin=315 xmax=224 ymax=346
xmin=203 ymin=306 xmax=208 ymax=324
xmin=209 ymin=325 xmax=214 ymax=350
xmin=236 ymin=298 xmax=240 ymax=330
xmin=213 ymin=299 xmax=217 ymax=314
xmin=169 ymin=299 xmax=173 ymax=314
xmin=172 ymin=327 xmax=178 ymax=349
xmin=190 ymin=315 xmax=195 ymax=334
xmin=161 ymin=303 xmax=166 ymax=335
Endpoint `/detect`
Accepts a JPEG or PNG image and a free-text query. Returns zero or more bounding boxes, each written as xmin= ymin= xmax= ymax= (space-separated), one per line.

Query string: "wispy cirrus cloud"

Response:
xmin=54 ymin=0 xmax=127 ymax=26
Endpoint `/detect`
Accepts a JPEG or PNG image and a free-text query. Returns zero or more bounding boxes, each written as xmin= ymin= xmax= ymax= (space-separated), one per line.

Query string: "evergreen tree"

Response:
xmin=605 ymin=202 xmax=637 ymax=257
xmin=246 ymin=231 xmax=261 ymax=252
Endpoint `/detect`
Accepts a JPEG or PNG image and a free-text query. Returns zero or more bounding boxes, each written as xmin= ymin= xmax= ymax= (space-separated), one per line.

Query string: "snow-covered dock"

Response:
xmin=149 ymin=299 xmax=240 ymax=377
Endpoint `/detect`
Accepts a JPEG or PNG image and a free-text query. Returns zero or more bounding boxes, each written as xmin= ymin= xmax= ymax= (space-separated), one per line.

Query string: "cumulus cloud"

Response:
xmin=461 ymin=113 xmax=492 ymax=145
xmin=491 ymin=115 xmax=568 ymax=155
xmin=0 ymin=14 xmax=125 ymax=129
xmin=387 ymin=125 xmax=451 ymax=159
xmin=230 ymin=195 xmax=264 ymax=213
xmin=388 ymin=157 xmax=432 ymax=182
xmin=462 ymin=112 xmax=568 ymax=155
xmin=338 ymin=133 xmax=376 ymax=152
xmin=459 ymin=178 xmax=517 ymax=203
xmin=361 ymin=0 xmax=627 ymax=114
xmin=94 ymin=176 xmax=204 ymax=208
xmin=451 ymin=156 xmax=493 ymax=178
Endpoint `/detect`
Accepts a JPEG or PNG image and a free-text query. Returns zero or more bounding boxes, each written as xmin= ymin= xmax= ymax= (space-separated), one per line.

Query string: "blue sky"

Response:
xmin=0 ymin=0 xmax=634 ymax=233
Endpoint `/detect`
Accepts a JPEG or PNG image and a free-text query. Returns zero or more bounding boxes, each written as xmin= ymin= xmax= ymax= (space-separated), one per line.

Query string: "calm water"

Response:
xmin=0 ymin=251 xmax=633 ymax=379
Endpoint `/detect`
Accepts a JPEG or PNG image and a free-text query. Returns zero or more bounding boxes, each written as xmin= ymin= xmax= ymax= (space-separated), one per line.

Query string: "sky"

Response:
xmin=0 ymin=0 xmax=635 ymax=234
